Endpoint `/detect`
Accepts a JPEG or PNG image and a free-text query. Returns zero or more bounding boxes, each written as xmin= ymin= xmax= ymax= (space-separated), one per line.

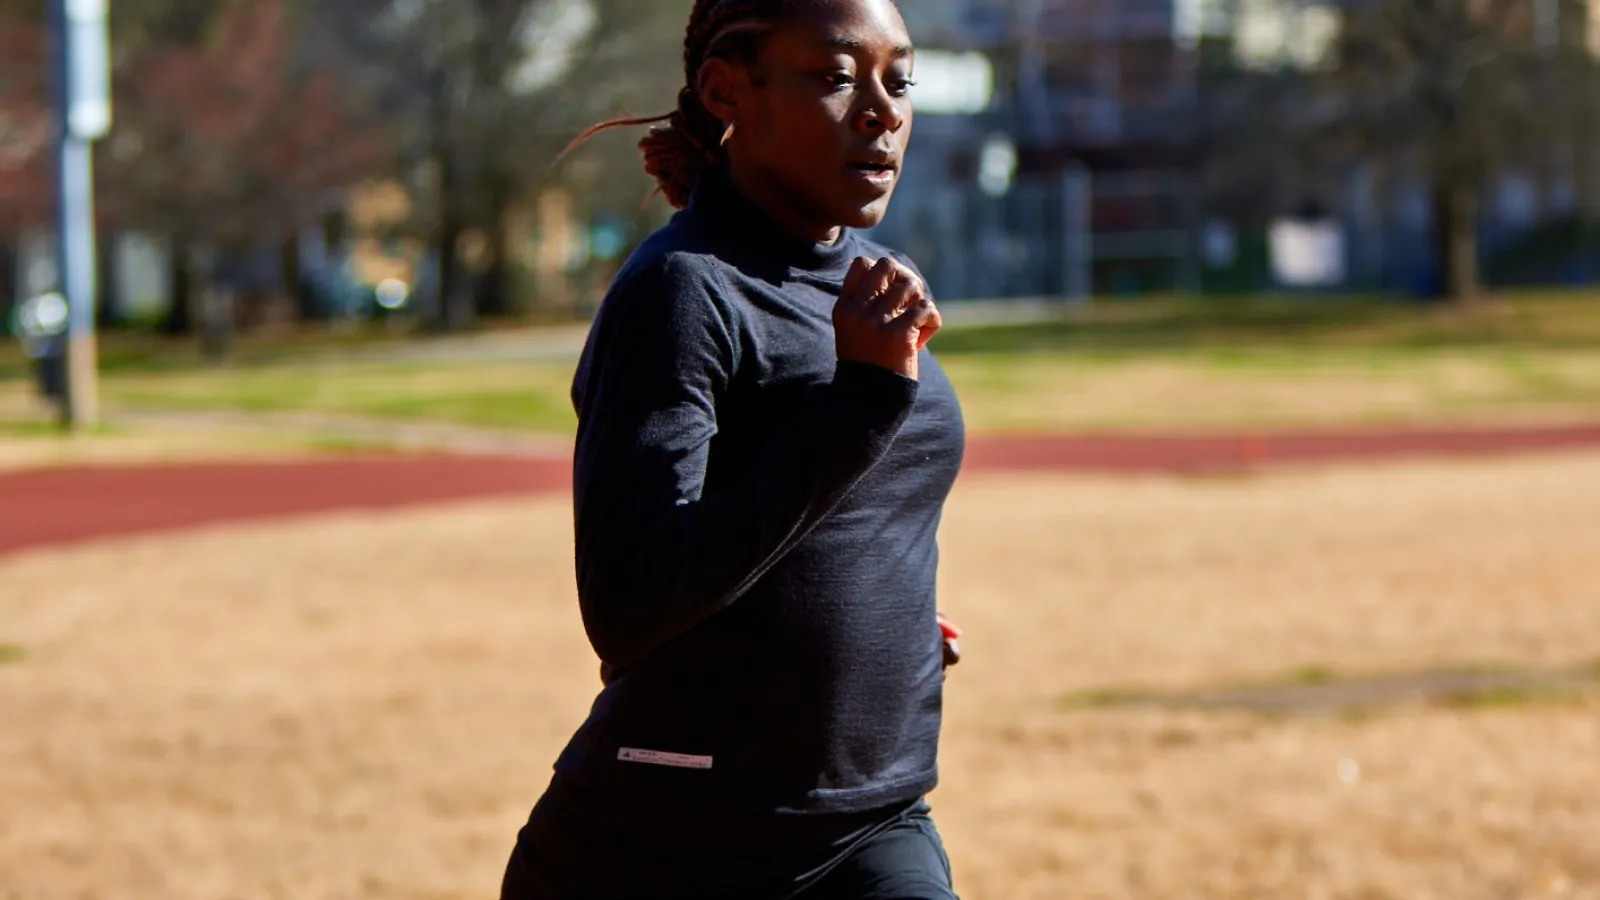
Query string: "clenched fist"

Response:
xmin=834 ymin=257 xmax=942 ymax=381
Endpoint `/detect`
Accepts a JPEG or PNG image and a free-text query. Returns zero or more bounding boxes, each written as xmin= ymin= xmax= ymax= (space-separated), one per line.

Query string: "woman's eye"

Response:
xmin=821 ymin=71 xmax=914 ymax=96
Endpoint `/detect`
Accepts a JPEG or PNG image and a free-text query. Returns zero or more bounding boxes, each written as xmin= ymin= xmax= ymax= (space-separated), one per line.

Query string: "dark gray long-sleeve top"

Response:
xmin=553 ymin=169 xmax=966 ymax=817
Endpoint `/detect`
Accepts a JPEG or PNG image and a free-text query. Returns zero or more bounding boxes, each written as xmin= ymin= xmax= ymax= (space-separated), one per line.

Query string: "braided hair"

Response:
xmin=559 ymin=0 xmax=801 ymax=209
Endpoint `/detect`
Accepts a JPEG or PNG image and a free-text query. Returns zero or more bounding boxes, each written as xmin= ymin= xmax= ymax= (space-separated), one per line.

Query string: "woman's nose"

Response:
xmin=855 ymin=87 xmax=905 ymax=135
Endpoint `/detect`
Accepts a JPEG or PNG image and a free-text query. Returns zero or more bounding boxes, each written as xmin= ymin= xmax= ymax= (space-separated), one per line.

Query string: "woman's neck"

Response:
xmin=728 ymin=165 xmax=842 ymax=246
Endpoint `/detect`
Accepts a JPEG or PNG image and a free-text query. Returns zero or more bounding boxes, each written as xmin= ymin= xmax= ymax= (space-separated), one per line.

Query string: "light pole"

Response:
xmin=52 ymin=0 xmax=111 ymax=429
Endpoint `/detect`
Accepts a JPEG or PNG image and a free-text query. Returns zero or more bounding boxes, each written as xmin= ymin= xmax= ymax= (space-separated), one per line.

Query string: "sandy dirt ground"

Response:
xmin=4 ymin=452 xmax=1600 ymax=899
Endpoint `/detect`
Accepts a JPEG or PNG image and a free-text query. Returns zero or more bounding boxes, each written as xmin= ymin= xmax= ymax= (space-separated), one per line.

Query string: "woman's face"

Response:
xmin=705 ymin=0 xmax=916 ymax=241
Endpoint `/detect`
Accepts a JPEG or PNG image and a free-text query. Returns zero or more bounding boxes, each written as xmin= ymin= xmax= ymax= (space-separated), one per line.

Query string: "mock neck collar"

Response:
xmin=685 ymin=167 xmax=861 ymax=276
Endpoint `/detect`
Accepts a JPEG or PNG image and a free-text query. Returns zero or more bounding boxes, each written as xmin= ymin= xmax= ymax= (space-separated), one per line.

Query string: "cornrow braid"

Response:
xmin=557 ymin=0 xmax=777 ymax=209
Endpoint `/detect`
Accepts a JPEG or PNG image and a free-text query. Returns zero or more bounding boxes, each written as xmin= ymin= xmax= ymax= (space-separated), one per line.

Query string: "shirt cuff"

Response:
xmin=834 ymin=360 xmax=920 ymax=422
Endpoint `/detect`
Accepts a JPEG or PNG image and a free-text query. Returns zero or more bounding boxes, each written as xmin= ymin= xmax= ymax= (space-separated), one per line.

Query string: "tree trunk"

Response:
xmin=96 ymin=231 xmax=119 ymax=329
xmin=422 ymin=67 xmax=474 ymax=333
xmin=0 ymin=241 xmax=16 ymax=326
xmin=479 ymin=182 xmax=512 ymax=318
xmin=1575 ymin=121 xmax=1600 ymax=269
xmin=282 ymin=233 xmax=314 ymax=322
xmin=196 ymin=243 xmax=233 ymax=360
xmin=432 ymin=216 xmax=466 ymax=332
xmin=1431 ymin=182 xmax=1483 ymax=304
xmin=161 ymin=235 xmax=193 ymax=335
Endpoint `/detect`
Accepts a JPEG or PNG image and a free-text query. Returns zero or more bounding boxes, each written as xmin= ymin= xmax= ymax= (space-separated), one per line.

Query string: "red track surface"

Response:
xmin=5 ymin=422 xmax=1600 ymax=558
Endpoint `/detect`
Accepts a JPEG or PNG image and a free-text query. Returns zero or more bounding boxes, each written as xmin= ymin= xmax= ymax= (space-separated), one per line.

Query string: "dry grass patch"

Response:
xmin=0 ymin=427 xmax=362 ymax=472
xmin=0 ymin=498 xmax=592 ymax=900
xmin=934 ymin=702 xmax=1600 ymax=900
xmin=3 ymin=450 xmax=1600 ymax=898
xmin=938 ymin=451 xmax=1600 ymax=696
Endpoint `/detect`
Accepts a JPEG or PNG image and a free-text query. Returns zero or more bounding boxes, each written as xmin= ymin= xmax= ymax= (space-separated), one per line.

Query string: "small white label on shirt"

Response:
xmin=617 ymin=747 xmax=714 ymax=770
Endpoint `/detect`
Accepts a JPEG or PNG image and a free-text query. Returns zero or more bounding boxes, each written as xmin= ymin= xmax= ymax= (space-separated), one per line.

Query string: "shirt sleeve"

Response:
xmin=570 ymin=257 xmax=918 ymax=670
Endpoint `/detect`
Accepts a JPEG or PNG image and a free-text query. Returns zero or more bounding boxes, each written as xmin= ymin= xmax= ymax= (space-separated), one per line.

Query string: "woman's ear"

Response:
xmin=697 ymin=58 xmax=742 ymax=125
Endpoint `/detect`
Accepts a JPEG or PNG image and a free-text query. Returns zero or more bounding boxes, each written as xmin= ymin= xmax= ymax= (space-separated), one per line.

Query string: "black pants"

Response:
xmin=499 ymin=775 xmax=959 ymax=900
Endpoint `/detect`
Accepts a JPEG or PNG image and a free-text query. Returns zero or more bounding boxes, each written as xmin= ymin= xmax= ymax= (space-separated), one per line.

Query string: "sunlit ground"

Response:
xmin=4 ymin=451 xmax=1600 ymax=899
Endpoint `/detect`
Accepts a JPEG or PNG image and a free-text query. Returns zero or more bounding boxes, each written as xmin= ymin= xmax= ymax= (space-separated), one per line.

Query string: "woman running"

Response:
xmin=500 ymin=1 xmax=965 ymax=897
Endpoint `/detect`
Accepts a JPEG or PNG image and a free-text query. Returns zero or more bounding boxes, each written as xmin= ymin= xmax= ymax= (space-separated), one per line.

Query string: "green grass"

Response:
xmin=0 ymin=418 xmax=74 ymax=438
xmin=358 ymin=388 xmax=574 ymax=431
xmin=934 ymin=291 xmax=1600 ymax=357
xmin=96 ymin=359 xmax=581 ymax=434
xmin=1058 ymin=688 xmax=1153 ymax=710
xmin=0 ymin=418 xmax=122 ymax=438
xmin=1290 ymin=664 xmax=1337 ymax=685
xmin=1056 ymin=665 xmax=1351 ymax=711
xmin=297 ymin=435 xmax=412 ymax=455
xmin=1432 ymin=685 xmax=1586 ymax=711
xmin=6 ymin=292 xmax=1600 ymax=437
xmin=936 ymin=292 xmax=1600 ymax=433
xmin=1058 ymin=660 xmax=1600 ymax=718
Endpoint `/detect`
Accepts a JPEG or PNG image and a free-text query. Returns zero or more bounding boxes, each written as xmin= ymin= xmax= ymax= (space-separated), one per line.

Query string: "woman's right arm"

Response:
xmin=571 ymin=257 xmax=929 ymax=671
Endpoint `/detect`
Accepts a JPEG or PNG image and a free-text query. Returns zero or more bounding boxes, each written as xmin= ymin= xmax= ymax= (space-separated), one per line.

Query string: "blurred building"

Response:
xmin=881 ymin=0 xmax=1600 ymax=301
xmin=877 ymin=0 xmax=1218 ymax=301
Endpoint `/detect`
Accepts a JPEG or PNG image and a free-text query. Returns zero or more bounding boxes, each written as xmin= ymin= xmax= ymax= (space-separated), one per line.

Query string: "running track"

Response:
xmin=5 ymin=422 xmax=1600 ymax=558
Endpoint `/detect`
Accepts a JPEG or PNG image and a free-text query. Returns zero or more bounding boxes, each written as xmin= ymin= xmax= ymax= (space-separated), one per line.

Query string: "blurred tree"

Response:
xmin=300 ymin=0 xmax=687 ymax=330
xmin=0 ymin=0 xmax=40 ymax=23
xmin=1324 ymin=0 xmax=1600 ymax=303
xmin=111 ymin=0 xmax=231 ymax=45
xmin=0 ymin=10 xmax=51 ymax=244
xmin=8 ymin=0 xmax=697 ymax=334
xmin=101 ymin=0 xmax=383 ymax=347
xmin=1207 ymin=0 xmax=1600 ymax=304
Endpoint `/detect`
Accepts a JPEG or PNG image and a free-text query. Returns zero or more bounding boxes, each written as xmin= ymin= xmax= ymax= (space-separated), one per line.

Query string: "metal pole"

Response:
xmin=59 ymin=133 xmax=99 ymax=428
xmin=53 ymin=0 xmax=110 ymax=430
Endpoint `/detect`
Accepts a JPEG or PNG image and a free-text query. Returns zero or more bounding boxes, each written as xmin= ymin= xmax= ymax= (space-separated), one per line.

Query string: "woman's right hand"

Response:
xmin=834 ymin=257 xmax=942 ymax=381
